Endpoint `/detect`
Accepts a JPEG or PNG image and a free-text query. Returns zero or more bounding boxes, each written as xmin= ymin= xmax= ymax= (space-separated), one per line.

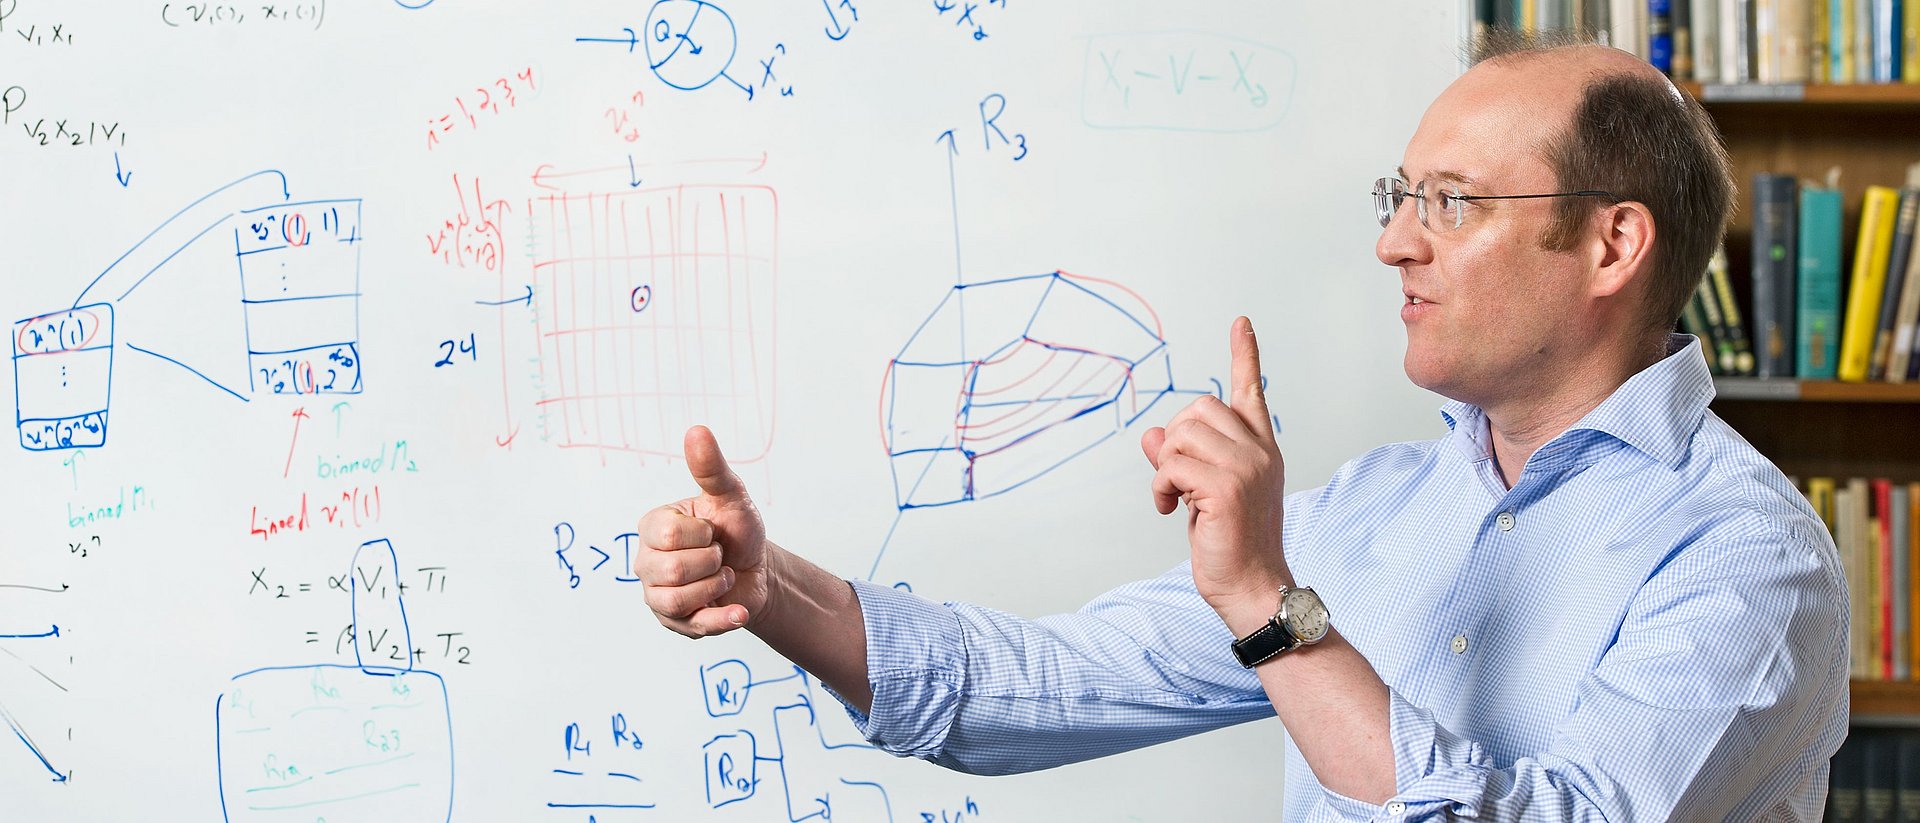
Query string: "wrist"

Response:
xmin=1210 ymin=575 xmax=1294 ymax=638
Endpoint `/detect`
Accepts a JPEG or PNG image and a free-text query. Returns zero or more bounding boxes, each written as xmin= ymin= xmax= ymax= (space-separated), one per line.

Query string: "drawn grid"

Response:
xmin=532 ymin=184 xmax=778 ymax=462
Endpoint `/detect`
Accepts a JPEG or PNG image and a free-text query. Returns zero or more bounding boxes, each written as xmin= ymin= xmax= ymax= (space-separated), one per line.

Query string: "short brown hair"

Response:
xmin=1472 ymin=29 xmax=1736 ymax=336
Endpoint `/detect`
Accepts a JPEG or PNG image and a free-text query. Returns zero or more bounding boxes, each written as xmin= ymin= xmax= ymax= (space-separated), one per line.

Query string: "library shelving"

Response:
xmin=1683 ymin=83 xmax=1920 ymax=725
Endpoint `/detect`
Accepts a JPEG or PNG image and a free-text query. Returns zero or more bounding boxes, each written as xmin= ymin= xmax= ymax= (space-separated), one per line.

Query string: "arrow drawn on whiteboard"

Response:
xmin=0 ymin=626 xmax=59 ymax=639
xmin=283 ymin=407 xmax=309 ymax=478
xmin=0 ymin=699 xmax=68 ymax=782
xmin=474 ymin=285 xmax=533 ymax=306
xmin=74 ymin=169 xmax=290 ymax=308
xmin=331 ymin=401 xmax=351 ymax=435
xmin=61 ymin=451 xmax=83 ymax=490
xmin=628 ymin=155 xmax=643 ymax=188
xmin=112 ymin=152 xmax=132 ymax=187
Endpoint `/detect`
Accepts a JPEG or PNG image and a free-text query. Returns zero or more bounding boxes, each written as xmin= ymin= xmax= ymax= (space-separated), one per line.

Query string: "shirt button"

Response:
xmin=1387 ymin=801 xmax=1407 ymax=815
xmin=1451 ymin=634 xmax=1469 ymax=654
xmin=1496 ymin=511 xmax=1516 ymax=531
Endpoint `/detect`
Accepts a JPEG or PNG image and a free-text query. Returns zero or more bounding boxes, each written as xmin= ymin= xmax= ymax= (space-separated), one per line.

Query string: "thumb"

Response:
xmin=683 ymin=425 xmax=746 ymax=499
xmin=1228 ymin=316 xmax=1275 ymax=443
xmin=1140 ymin=426 xmax=1167 ymax=470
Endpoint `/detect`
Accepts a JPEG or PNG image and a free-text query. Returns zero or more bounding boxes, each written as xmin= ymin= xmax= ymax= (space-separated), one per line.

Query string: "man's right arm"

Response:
xmin=634 ymin=425 xmax=875 ymax=712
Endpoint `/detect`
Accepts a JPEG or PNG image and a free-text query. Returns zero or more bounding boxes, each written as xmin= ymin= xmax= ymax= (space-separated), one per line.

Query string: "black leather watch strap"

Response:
xmin=1230 ymin=618 xmax=1298 ymax=668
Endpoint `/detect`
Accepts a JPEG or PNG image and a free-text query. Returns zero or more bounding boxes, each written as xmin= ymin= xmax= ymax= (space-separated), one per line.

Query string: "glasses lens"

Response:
xmin=1431 ymin=183 xmax=1464 ymax=232
xmin=1372 ymin=178 xmax=1402 ymax=228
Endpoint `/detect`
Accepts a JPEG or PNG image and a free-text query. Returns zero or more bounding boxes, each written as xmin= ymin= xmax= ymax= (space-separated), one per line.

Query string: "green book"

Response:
xmin=1798 ymin=185 xmax=1845 ymax=379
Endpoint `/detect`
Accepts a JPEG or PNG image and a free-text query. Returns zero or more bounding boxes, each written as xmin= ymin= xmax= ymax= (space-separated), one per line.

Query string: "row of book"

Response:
xmin=1806 ymin=478 xmax=1920 ymax=682
xmin=1677 ymin=169 xmax=1920 ymax=382
xmin=1471 ymin=0 xmax=1920 ymax=85
xmin=1829 ymin=727 xmax=1920 ymax=822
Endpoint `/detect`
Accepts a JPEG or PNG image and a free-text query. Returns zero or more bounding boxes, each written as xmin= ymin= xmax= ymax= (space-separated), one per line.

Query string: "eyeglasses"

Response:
xmin=1372 ymin=177 xmax=1620 ymax=233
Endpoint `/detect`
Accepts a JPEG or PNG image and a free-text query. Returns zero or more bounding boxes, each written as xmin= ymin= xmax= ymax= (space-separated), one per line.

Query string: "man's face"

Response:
xmin=1375 ymin=60 xmax=1596 ymax=408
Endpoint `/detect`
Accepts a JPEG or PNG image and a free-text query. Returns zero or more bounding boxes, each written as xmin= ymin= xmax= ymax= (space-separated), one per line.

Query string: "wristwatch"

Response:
xmin=1230 ymin=585 xmax=1330 ymax=668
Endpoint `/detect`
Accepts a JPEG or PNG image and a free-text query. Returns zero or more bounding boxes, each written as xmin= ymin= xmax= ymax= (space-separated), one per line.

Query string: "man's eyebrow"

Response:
xmin=1396 ymin=166 xmax=1480 ymax=187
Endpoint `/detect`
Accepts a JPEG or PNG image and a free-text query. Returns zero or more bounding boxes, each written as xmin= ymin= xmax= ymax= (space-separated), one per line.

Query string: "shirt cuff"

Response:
xmin=1382 ymin=687 xmax=1492 ymax=818
xmin=820 ymin=579 xmax=970 ymax=760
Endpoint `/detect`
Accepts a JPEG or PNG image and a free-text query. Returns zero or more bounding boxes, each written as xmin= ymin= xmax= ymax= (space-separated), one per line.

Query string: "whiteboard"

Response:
xmin=0 ymin=2 xmax=1460 ymax=820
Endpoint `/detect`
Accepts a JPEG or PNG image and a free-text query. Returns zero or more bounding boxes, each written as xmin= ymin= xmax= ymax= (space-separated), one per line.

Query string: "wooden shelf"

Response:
xmin=1853 ymin=680 xmax=1920 ymax=723
xmin=1680 ymin=81 xmax=1920 ymax=107
xmin=1714 ymin=378 xmax=1920 ymax=403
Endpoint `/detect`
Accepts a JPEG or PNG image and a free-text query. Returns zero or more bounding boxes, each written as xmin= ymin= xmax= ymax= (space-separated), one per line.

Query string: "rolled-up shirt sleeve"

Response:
xmin=828 ymin=570 xmax=1276 ymax=776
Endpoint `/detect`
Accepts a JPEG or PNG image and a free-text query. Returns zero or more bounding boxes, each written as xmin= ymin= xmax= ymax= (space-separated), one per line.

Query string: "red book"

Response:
xmin=1876 ymin=478 xmax=1896 ymax=680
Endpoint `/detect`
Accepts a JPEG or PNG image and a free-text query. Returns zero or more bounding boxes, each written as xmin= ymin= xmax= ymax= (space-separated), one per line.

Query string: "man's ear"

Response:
xmin=1590 ymin=201 xmax=1656 ymax=300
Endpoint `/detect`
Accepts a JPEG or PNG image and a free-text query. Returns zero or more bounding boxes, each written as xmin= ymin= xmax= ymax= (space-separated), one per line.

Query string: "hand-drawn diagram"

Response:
xmin=214 ymin=539 xmax=454 ymax=823
xmin=0 ymin=609 xmax=71 ymax=784
xmin=696 ymin=658 xmax=896 ymax=823
xmin=577 ymin=1 xmax=752 ymax=99
xmin=1080 ymin=32 xmax=1297 ymax=132
xmin=525 ymin=163 xmax=778 ymax=464
xmin=881 ymin=270 xmax=1177 ymax=511
xmin=11 ymin=171 xmax=363 ymax=451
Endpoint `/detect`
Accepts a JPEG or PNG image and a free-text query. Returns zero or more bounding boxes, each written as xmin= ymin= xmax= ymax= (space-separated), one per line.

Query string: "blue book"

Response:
xmin=1649 ymin=0 xmax=1675 ymax=73
xmin=1799 ymin=185 xmax=1845 ymax=379
xmin=1752 ymin=173 xmax=1798 ymax=378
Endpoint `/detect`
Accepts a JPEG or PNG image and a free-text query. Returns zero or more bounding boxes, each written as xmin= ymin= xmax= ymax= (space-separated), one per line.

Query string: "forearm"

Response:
xmin=1217 ymin=594 xmax=1394 ymax=804
xmin=747 ymin=541 xmax=873 ymax=712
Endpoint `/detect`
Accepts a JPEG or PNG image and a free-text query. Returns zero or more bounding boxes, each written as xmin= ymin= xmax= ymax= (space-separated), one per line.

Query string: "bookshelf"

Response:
xmin=1685 ymin=88 xmax=1920 ymax=727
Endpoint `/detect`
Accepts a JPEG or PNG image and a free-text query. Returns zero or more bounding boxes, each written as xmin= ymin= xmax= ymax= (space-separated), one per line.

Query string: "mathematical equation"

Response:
xmin=5 ymin=85 xmax=129 ymax=149
xmin=0 ymin=1 xmax=74 ymax=46
xmin=427 ymin=174 xmax=512 ymax=273
xmin=158 ymin=1 xmax=327 ymax=30
xmin=425 ymin=66 xmax=537 ymax=150
xmin=551 ymin=521 xmax=640 ymax=589
xmin=1080 ymin=32 xmax=1297 ymax=133
xmin=930 ymin=0 xmax=1004 ymax=42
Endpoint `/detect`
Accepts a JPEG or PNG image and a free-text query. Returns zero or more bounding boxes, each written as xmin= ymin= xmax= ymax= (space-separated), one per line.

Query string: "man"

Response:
xmin=636 ymin=37 xmax=1849 ymax=820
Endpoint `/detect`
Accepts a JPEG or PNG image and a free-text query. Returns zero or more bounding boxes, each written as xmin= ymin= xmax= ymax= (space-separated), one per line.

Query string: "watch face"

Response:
xmin=1282 ymin=588 xmax=1330 ymax=644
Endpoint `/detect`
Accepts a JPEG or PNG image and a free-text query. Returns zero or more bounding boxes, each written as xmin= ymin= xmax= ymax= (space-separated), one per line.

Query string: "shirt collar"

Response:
xmin=1436 ymin=334 xmax=1714 ymax=470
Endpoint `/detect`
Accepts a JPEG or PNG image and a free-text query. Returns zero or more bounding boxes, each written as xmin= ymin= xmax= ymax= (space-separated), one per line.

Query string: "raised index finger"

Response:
xmin=1228 ymin=316 xmax=1275 ymax=443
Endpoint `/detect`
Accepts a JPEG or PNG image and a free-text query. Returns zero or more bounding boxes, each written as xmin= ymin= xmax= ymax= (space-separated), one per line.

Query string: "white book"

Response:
xmin=1777 ymin=0 xmax=1814 ymax=81
xmin=1756 ymin=0 xmax=1780 ymax=82
xmin=1693 ymin=0 xmax=1723 ymax=77
xmin=1721 ymin=0 xmax=1751 ymax=81
xmin=1613 ymin=0 xmax=1646 ymax=57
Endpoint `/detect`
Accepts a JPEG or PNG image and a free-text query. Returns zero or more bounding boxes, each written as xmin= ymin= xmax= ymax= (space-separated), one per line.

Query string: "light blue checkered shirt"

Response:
xmin=831 ymin=336 xmax=1850 ymax=821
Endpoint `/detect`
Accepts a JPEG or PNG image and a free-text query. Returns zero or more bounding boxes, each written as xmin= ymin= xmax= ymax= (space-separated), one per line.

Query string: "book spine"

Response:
xmin=1832 ymin=731 xmax=1866 ymax=822
xmin=1755 ymin=0 xmax=1780 ymax=80
xmin=1874 ymin=0 xmax=1900 ymax=80
xmin=1885 ymin=190 xmax=1920 ymax=383
xmin=1697 ymin=269 xmax=1739 ymax=372
xmin=1708 ymin=249 xmax=1757 ymax=373
xmin=1814 ymin=0 xmax=1833 ymax=81
xmin=1752 ymin=173 xmax=1798 ymax=377
xmin=1680 ymin=283 xmax=1720 ymax=368
xmin=1894 ymin=484 xmax=1910 ymax=681
xmin=1800 ymin=186 xmax=1845 ymax=379
xmin=1835 ymin=0 xmax=1857 ymax=80
xmin=1652 ymin=0 xmax=1677 ymax=72
xmin=1878 ymin=477 xmax=1894 ymax=681
xmin=1871 ymin=188 xmax=1920 ymax=380
xmin=1777 ymin=0 xmax=1814 ymax=80
xmin=1866 ymin=730 xmax=1897 ymax=823
xmin=1723 ymin=0 xmax=1752 ymax=79
xmin=1810 ymin=476 xmax=1840 ymax=539
xmin=1907 ymin=0 xmax=1920 ymax=81
xmin=1694 ymin=0 xmax=1723 ymax=76
xmin=1857 ymin=0 xmax=1875 ymax=83
xmin=1909 ymin=481 xmax=1920 ymax=679
xmin=1840 ymin=186 xmax=1901 ymax=382
xmin=1675 ymin=0 xmax=1696 ymax=78
xmin=1895 ymin=733 xmax=1920 ymax=823
xmin=1844 ymin=480 xmax=1869 ymax=680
